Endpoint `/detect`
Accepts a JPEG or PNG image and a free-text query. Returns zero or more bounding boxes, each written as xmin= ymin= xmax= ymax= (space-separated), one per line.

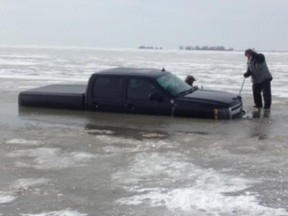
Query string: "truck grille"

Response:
xmin=229 ymin=103 xmax=243 ymax=118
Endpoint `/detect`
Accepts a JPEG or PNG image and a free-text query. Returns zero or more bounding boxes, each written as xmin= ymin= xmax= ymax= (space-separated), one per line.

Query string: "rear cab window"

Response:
xmin=93 ymin=77 xmax=123 ymax=98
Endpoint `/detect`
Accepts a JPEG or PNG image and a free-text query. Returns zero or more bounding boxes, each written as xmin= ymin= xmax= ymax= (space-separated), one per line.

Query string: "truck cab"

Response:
xmin=85 ymin=68 xmax=173 ymax=115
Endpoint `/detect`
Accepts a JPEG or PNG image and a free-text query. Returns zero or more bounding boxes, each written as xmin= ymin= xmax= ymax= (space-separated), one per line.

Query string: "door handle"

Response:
xmin=127 ymin=103 xmax=135 ymax=111
xmin=93 ymin=102 xmax=99 ymax=109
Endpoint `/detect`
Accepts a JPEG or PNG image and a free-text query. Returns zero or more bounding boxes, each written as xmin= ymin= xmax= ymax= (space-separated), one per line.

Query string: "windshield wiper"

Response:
xmin=178 ymin=88 xmax=194 ymax=96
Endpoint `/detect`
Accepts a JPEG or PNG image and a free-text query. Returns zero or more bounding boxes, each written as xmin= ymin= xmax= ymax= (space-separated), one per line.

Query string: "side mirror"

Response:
xmin=149 ymin=92 xmax=163 ymax=102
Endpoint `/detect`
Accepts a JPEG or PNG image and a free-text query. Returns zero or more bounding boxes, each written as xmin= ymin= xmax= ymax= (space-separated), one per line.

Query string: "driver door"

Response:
xmin=124 ymin=78 xmax=171 ymax=115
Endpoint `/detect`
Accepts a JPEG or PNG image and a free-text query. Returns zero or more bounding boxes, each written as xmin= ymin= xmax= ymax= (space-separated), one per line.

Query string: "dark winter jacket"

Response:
xmin=244 ymin=53 xmax=273 ymax=84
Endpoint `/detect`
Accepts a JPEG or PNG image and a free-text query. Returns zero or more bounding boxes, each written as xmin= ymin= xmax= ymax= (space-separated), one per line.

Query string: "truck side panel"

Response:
xmin=19 ymin=84 xmax=86 ymax=110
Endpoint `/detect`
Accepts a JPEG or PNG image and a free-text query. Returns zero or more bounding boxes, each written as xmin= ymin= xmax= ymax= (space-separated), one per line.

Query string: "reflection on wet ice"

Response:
xmin=252 ymin=109 xmax=271 ymax=119
xmin=250 ymin=109 xmax=272 ymax=140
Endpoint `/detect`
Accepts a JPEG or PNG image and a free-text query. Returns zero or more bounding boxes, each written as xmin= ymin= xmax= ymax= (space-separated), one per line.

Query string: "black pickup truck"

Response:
xmin=19 ymin=68 xmax=243 ymax=119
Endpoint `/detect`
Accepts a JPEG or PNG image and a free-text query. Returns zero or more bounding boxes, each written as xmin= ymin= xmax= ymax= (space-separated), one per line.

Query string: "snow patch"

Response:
xmin=87 ymin=129 xmax=114 ymax=135
xmin=5 ymin=139 xmax=42 ymax=146
xmin=0 ymin=192 xmax=17 ymax=204
xmin=8 ymin=148 xmax=96 ymax=170
xmin=21 ymin=209 xmax=87 ymax=216
xmin=141 ymin=132 xmax=166 ymax=138
xmin=10 ymin=178 xmax=50 ymax=191
xmin=94 ymin=135 xmax=142 ymax=145
xmin=0 ymin=178 xmax=51 ymax=205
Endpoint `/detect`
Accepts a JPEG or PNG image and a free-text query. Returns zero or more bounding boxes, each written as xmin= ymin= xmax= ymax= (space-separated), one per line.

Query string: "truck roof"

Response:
xmin=91 ymin=67 xmax=169 ymax=79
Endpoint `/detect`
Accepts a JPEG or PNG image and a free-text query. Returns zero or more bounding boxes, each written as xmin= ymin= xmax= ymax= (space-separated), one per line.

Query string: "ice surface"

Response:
xmin=114 ymin=152 xmax=288 ymax=215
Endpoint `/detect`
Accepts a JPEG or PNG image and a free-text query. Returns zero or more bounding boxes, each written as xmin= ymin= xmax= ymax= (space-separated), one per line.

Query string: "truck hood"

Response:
xmin=180 ymin=89 xmax=239 ymax=105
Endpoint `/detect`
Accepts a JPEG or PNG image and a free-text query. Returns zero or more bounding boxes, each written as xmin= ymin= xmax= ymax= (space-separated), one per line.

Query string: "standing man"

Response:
xmin=243 ymin=49 xmax=273 ymax=109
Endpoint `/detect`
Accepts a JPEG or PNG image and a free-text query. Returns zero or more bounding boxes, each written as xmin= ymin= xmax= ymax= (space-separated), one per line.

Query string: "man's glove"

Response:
xmin=243 ymin=72 xmax=249 ymax=78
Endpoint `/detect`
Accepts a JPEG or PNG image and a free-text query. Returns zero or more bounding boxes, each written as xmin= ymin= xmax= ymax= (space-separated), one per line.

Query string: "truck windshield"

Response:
xmin=156 ymin=73 xmax=192 ymax=96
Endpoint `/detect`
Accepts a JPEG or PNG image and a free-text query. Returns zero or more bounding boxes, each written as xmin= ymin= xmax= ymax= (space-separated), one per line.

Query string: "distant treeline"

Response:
xmin=179 ymin=45 xmax=234 ymax=51
xmin=138 ymin=45 xmax=234 ymax=51
xmin=138 ymin=46 xmax=163 ymax=50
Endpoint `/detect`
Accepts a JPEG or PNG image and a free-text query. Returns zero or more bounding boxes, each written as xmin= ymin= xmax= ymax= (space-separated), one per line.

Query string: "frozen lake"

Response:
xmin=0 ymin=46 xmax=288 ymax=216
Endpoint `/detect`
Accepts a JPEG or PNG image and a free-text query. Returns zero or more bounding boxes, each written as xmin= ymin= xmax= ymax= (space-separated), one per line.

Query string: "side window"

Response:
xmin=127 ymin=78 xmax=156 ymax=99
xmin=93 ymin=77 xmax=123 ymax=98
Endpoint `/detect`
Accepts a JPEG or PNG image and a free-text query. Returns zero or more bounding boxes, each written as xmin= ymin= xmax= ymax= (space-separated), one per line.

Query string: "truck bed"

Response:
xmin=19 ymin=84 xmax=87 ymax=110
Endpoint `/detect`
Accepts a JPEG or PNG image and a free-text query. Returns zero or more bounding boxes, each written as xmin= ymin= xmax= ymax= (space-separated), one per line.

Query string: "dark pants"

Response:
xmin=252 ymin=80 xmax=272 ymax=109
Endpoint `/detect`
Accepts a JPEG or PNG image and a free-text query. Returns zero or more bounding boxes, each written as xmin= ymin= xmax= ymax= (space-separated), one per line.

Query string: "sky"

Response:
xmin=0 ymin=0 xmax=288 ymax=51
